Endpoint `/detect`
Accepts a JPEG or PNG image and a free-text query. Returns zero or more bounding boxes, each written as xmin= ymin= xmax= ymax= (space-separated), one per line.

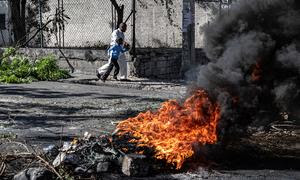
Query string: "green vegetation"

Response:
xmin=0 ymin=47 xmax=70 ymax=84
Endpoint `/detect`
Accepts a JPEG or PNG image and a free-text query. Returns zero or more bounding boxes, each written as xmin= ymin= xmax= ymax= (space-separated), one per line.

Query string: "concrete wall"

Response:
xmin=16 ymin=48 xmax=110 ymax=75
xmin=131 ymin=48 xmax=182 ymax=79
xmin=135 ymin=1 xmax=215 ymax=48
xmin=131 ymin=48 xmax=208 ymax=79
xmin=42 ymin=0 xmax=215 ymax=48
xmin=12 ymin=47 xmax=208 ymax=79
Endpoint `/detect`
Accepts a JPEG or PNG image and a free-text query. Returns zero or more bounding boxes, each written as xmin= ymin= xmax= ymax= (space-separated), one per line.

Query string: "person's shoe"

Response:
xmin=96 ymin=71 xmax=101 ymax=79
xmin=113 ymin=77 xmax=119 ymax=81
xmin=100 ymin=78 xmax=106 ymax=83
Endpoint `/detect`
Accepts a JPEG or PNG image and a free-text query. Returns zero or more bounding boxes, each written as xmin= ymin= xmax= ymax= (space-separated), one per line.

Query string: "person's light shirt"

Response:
xmin=111 ymin=29 xmax=125 ymax=46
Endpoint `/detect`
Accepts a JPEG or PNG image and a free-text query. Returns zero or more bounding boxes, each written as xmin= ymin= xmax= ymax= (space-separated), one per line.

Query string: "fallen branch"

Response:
xmin=0 ymin=161 xmax=5 ymax=176
xmin=36 ymin=155 xmax=63 ymax=180
xmin=58 ymin=48 xmax=74 ymax=73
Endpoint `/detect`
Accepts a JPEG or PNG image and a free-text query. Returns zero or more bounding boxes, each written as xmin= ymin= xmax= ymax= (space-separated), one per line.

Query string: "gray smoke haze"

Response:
xmin=193 ymin=0 xmax=300 ymax=137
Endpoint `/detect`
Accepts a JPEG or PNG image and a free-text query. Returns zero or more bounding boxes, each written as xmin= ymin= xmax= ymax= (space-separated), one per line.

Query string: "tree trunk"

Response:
xmin=110 ymin=0 xmax=124 ymax=28
xmin=10 ymin=0 xmax=27 ymax=45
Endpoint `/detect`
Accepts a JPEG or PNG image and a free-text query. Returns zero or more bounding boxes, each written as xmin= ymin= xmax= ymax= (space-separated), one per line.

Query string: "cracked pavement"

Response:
xmin=0 ymin=81 xmax=185 ymax=146
xmin=0 ymin=80 xmax=299 ymax=179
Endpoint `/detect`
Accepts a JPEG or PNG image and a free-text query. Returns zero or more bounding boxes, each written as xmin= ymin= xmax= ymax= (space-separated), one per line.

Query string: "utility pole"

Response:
xmin=181 ymin=0 xmax=195 ymax=75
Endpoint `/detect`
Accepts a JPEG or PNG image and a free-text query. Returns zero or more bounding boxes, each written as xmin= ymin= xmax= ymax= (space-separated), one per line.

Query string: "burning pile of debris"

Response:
xmin=1 ymin=132 xmax=158 ymax=179
xmin=0 ymin=89 xmax=221 ymax=179
xmin=46 ymin=132 xmax=152 ymax=177
xmin=11 ymin=89 xmax=219 ymax=179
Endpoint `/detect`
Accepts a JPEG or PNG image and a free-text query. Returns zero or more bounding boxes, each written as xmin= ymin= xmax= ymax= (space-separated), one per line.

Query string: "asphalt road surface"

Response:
xmin=0 ymin=81 xmax=182 ymax=146
xmin=0 ymin=81 xmax=299 ymax=179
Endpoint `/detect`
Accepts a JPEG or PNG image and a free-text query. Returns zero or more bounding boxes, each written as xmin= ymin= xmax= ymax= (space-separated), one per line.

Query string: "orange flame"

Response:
xmin=117 ymin=89 xmax=221 ymax=169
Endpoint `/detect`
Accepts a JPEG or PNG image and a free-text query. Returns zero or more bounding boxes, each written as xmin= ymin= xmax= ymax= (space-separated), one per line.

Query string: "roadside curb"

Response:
xmin=60 ymin=78 xmax=145 ymax=90
xmin=59 ymin=74 xmax=187 ymax=93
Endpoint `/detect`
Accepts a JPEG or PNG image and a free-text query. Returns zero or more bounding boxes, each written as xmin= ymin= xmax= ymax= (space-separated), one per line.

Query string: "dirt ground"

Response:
xmin=0 ymin=80 xmax=299 ymax=179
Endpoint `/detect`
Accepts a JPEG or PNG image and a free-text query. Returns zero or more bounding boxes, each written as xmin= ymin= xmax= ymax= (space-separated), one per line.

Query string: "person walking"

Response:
xmin=110 ymin=23 xmax=129 ymax=81
xmin=100 ymin=38 xmax=129 ymax=82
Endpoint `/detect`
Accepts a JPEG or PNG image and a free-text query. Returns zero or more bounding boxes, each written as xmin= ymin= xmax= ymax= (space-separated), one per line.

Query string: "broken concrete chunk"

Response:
xmin=121 ymin=154 xmax=149 ymax=177
xmin=97 ymin=162 xmax=111 ymax=173
xmin=63 ymin=153 xmax=82 ymax=166
xmin=53 ymin=152 xmax=81 ymax=167
xmin=94 ymin=154 xmax=114 ymax=162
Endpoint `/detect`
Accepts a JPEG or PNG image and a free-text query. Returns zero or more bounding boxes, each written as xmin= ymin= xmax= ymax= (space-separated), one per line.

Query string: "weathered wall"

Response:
xmin=135 ymin=1 xmax=216 ymax=48
xmin=10 ymin=48 xmax=208 ymax=79
xmin=42 ymin=1 xmax=215 ymax=48
xmin=131 ymin=48 xmax=208 ymax=79
xmin=131 ymin=48 xmax=182 ymax=79
xmin=16 ymin=48 xmax=109 ymax=75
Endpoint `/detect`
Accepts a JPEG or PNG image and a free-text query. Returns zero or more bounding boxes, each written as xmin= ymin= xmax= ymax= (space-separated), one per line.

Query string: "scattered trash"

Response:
xmin=280 ymin=112 xmax=289 ymax=120
xmin=83 ymin=131 xmax=92 ymax=141
xmin=52 ymin=152 xmax=67 ymax=167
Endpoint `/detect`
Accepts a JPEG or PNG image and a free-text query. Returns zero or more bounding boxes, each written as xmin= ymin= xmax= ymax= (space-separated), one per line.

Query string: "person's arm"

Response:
xmin=121 ymin=47 xmax=129 ymax=53
xmin=121 ymin=42 xmax=130 ymax=52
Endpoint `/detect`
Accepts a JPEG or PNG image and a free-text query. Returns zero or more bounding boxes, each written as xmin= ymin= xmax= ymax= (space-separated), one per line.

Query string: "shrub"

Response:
xmin=0 ymin=48 xmax=70 ymax=83
xmin=34 ymin=55 xmax=70 ymax=81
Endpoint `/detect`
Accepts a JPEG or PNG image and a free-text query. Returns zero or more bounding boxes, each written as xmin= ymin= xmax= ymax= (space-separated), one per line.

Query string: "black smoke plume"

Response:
xmin=194 ymin=0 xmax=300 ymax=138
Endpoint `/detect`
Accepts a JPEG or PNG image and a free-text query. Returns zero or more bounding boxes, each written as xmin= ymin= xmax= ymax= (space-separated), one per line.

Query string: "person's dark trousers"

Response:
xmin=101 ymin=58 xmax=119 ymax=81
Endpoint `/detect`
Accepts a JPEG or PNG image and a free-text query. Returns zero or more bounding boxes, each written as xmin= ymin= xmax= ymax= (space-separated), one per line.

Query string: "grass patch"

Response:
xmin=0 ymin=47 xmax=70 ymax=84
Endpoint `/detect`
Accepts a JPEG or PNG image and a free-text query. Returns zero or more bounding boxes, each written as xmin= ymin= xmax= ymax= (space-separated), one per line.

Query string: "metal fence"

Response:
xmin=0 ymin=0 xmax=134 ymax=49
xmin=0 ymin=0 xmax=235 ymax=49
xmin=41 ymin=0 xmax=134 ymax=49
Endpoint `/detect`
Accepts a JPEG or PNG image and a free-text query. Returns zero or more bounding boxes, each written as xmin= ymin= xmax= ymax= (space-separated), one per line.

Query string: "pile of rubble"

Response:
xmin=10 ymin=132 xmax=170 ymax=180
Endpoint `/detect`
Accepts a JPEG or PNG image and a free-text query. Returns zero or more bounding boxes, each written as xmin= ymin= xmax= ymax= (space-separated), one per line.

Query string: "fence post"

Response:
xmin=38 ymin=0 xmax=44 ymax=47
xmin=181 ymin=0 xmax=195 ymax=75
xmin=57 ymin=0 xmax=61 ymax=47
xmin=111 ymin=3 xmax=114 ymax=32
xmin=131 ymin=0 xmax=136 ymax=58
xmin=61 ymin=0 xmax=64 ymax=47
